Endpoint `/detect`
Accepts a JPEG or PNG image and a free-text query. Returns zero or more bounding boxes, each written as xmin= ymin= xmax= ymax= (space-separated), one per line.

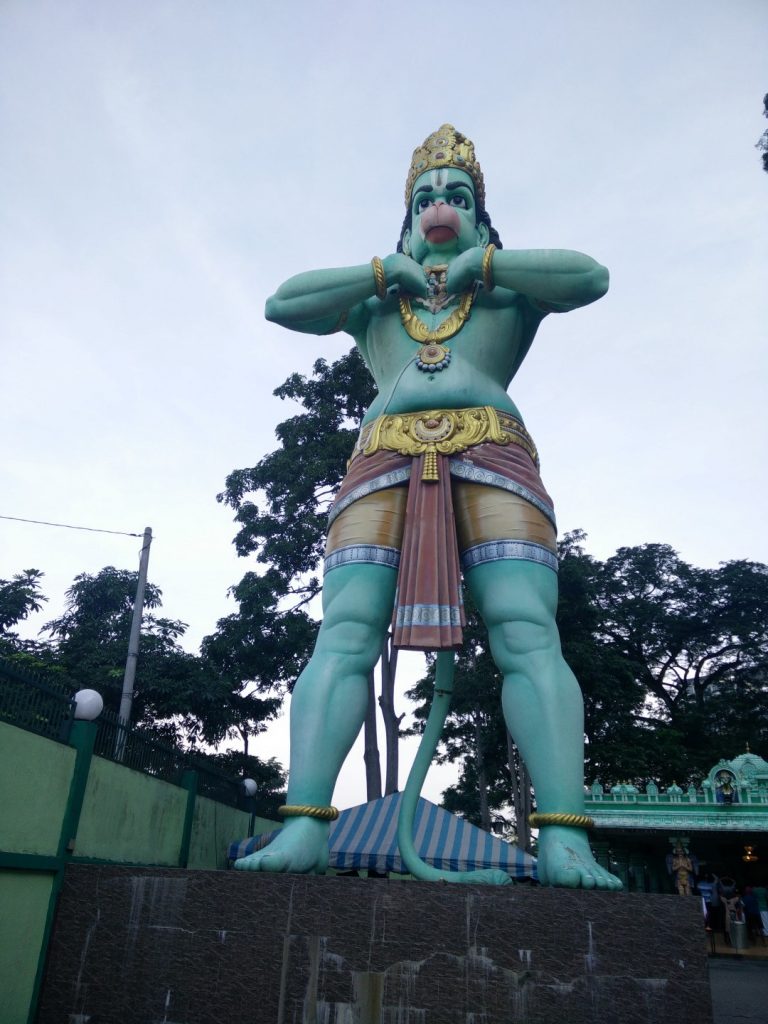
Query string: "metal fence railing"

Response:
xmin=92 ymin=708 xmax=247 ymax=809
xmin=0 ymin=657 xmax=249 ymax=809
xmin=94 ymin=707 xmax=188 ymax=784
xmin=195 ymin=764 xmax=246 ymax=808
xmin=0 ymin=656 xmax=75 ymax=742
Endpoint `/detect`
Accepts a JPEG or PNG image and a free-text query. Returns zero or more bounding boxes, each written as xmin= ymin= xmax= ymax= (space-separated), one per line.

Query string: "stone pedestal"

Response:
xmin=38 ymin=865 xmax=712 ymax=1023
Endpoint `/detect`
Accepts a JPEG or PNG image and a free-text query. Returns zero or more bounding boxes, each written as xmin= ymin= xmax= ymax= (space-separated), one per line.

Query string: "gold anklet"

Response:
xmin=529 ymin=812 xmax=594 ymax=829
xmin=278 ymin=804 xmax=340 ymax=821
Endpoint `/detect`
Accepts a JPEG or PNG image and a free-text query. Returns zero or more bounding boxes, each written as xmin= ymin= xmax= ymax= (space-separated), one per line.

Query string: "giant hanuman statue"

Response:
xmin=236 ymin=125 xmax=621 ymax=890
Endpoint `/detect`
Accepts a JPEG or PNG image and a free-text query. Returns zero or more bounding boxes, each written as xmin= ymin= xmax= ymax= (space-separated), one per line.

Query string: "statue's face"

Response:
xmin=403 ymin=168 xmax=488 ymax=261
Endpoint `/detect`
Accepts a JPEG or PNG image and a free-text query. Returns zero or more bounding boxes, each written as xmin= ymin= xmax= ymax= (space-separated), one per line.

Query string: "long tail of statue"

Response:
xmin=396 ymin=650 xmax=512 ymax=885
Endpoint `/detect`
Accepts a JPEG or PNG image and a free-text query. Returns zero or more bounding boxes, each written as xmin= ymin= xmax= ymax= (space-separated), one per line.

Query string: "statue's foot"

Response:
xmin=536 ymin=826 xmax=622 ymax=890
xmin=234 ymin=817 xmax=330 ymax=875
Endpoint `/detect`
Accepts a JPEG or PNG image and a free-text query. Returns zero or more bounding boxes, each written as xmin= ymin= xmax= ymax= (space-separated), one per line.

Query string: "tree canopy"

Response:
xmin=0 ymin=564 xmax=287 ymax=767
xmin=0 ymin=569 xmax=47 ymax=645
xmin=219 ymin=349 xmax=376 ymax=601
xmin=586 ymin=540 xmax=768 ymax=780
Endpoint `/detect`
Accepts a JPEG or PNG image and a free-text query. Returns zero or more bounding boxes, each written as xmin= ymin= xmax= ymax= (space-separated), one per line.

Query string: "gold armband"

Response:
xmin=481 ymin=243 xmax=497 ymax=292
xmin=371 ymin=256 xmax=387 ymax=300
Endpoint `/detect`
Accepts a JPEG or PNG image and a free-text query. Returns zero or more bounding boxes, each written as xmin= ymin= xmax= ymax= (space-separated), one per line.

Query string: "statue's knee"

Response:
xmin=319 ymin=614 xmax=383 ymax=665
xmin=489 ymin=617 xmax=559 ymax=673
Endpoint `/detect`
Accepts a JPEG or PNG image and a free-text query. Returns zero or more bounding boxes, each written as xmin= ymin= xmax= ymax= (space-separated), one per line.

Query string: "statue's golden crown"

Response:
xmin=404 ymin=124 xmax=485 ymax=207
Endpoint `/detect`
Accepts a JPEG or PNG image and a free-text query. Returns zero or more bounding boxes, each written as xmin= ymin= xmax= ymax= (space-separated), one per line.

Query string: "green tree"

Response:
xmin=592 ymin=544 xmax=768 ymax=781
xmin=200 ymin=568 xmax=316 ymax=756
xmin=42 ymin=566 xmax=268 ymax=747
xmin=202 ymin=570 xmax=316 ymax=695
xmin=203 ymin=749 xmax=287 ymax=819
xmin=219 ymin=350 xmax=376 ymax=600
xmin=0 ymin=569 xmax=47 ymax=649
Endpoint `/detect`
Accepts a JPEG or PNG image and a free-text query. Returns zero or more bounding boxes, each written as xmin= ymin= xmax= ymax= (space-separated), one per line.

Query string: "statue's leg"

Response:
xmin=466 ymin=559 xmax=621 ymax=890
xmin=235 ymin=561 xmax=396 ymax=873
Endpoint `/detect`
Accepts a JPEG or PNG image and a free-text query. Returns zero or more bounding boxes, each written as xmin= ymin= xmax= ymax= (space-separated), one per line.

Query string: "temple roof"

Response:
xmin=585 ymin=747 xmax=768 ymax=831
xmin=729 ymin=750 xmax=768 ymax=778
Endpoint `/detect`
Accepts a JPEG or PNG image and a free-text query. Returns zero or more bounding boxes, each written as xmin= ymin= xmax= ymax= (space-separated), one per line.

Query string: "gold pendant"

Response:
xmin=416 ymin=343 xmax=451 ymax=373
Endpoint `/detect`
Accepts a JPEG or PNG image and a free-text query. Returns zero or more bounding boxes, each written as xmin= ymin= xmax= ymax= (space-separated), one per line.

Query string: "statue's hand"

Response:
xmin=445 ymin=247 xmax=484 ymax=294
xmin=382 ymin=253 xmax=428 ymax=298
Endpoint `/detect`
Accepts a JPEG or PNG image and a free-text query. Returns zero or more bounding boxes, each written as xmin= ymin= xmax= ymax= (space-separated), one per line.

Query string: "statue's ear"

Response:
xmin=476 ymin=221 xmax=490 ymax=247
xmin=402 ymin=228 xmax=411 ymax=256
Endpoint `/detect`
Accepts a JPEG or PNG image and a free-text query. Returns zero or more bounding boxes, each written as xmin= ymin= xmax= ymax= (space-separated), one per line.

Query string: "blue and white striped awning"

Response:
xmin=228 ymin=792 xmax=537 ymax=879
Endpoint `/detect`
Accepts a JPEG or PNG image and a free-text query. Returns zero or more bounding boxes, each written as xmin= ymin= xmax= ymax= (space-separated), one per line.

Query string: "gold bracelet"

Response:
xmin=528 ymin=812 xmax=594 ymax=829
xmin=481 ymin=243 xmax=497 ymax=292
xmin=323 ymin=310 xmax=348 ymax=335
xmin=371 ymin=256 xmax=387 ymax=300
xmin=278 ymin=804 xmax=340 ymax=821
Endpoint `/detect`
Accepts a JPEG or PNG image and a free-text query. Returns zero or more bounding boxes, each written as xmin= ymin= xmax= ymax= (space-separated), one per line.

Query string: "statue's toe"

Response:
xmin=257 ymin=851 xmax=291 ymax=873
xmin=599 ymin=869 xmax=623 ymax=891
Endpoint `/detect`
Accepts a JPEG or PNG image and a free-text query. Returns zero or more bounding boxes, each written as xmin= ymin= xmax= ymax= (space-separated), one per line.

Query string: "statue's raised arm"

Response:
xmin=444 ymin=245 xmax=608 ymax=313
xmin=240 ymin=125 xmax=621 ymax=891
xmin=264 ymin=255 xmax=429 ymax=338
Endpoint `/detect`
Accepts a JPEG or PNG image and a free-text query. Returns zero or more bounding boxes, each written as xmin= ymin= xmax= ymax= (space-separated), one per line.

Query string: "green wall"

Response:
xmin=76 ymin=757 xmax=189 ymax=864
xmin=0 ymin=720 xmax=74 ymax=855
xmin=0 ymin=871 xmax=55 ymax=1024
xmin=188 ymin=796 xmax=278 ymax=869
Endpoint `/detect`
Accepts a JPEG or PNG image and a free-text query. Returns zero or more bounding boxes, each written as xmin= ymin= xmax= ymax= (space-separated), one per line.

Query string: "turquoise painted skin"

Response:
xmin=236 ymin=167 xmax=621 ymax=889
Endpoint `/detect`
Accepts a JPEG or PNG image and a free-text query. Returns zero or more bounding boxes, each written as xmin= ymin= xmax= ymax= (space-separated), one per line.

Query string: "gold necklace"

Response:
xmin=399 ymin=290 xmax=476 ymax=374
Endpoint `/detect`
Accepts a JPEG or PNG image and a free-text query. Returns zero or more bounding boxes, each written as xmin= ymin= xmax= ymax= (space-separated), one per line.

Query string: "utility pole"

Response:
xmin=115 ymin=526 xmax=152 ymax=759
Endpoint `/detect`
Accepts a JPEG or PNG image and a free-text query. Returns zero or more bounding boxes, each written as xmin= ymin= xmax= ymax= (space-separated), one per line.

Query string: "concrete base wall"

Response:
xmin=39 ymin=865 xmax=713 ymax=1024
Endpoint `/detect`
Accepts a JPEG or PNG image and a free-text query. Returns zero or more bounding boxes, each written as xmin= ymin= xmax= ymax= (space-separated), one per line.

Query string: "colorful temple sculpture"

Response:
xmin=585 ymin=749 xmax=768 ymax=893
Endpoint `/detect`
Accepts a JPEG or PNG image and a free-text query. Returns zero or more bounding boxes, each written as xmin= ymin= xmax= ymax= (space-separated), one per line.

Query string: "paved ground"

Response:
xmin=709 ymin=959 xmax=768 ymax=1024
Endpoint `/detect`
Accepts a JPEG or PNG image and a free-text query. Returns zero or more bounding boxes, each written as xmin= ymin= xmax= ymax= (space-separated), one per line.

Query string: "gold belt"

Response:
xmin=351 ymin=406 xmax=539 ymax=482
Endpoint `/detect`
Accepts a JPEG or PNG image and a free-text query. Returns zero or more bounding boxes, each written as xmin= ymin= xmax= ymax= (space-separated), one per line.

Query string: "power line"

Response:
xmin=0 ymin=514 xmax=143 ymax=538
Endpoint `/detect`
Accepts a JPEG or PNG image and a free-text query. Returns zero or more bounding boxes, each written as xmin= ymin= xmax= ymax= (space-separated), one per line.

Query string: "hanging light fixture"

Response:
xmin=742 ymin=845 xmax=758 ymax=863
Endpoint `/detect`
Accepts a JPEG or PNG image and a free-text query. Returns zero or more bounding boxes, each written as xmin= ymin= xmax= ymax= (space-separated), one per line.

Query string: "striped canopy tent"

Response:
xmin=229 ymin=792 xmax=537 ymax=880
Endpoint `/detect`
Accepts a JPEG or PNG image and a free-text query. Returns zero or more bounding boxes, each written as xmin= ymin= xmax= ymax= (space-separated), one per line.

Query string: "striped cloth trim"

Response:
xmin=324 ymin=544 xmax=400 ymax=574
xmin=327 ymin=467 xmax=412 ymax=527
xmin=228 ymin=793 xmax=537 ymax=878
xmin=448 ymin=459 xmax=557 ymax=528
xmin=461 ymin=540 xmax=559 ymax=573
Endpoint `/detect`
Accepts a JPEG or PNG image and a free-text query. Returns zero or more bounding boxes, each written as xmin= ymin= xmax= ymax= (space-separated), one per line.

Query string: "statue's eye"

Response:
xmin=416 ymin=198 xmax=431 ymax=213
xmin=449 ymin=195 xmax=468 ymax=208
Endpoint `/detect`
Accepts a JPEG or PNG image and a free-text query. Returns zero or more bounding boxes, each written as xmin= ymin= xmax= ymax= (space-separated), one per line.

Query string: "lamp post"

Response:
xmin=73 ymin=689 xmax=104 ymax=721
xmin=115 ymin=526 xmax=152 ymax=759
xmin=243 ymin=778 xmax=258 ymax=836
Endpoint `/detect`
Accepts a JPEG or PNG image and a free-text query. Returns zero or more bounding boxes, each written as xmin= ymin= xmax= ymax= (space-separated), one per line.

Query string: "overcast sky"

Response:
xmin=1 ymin=0 xmax=766 ymax=808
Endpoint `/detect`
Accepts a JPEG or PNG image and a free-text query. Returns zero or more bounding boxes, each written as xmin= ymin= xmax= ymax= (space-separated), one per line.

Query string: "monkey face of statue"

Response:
xmin=402 ymin=168 xmax=489 ymax=264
